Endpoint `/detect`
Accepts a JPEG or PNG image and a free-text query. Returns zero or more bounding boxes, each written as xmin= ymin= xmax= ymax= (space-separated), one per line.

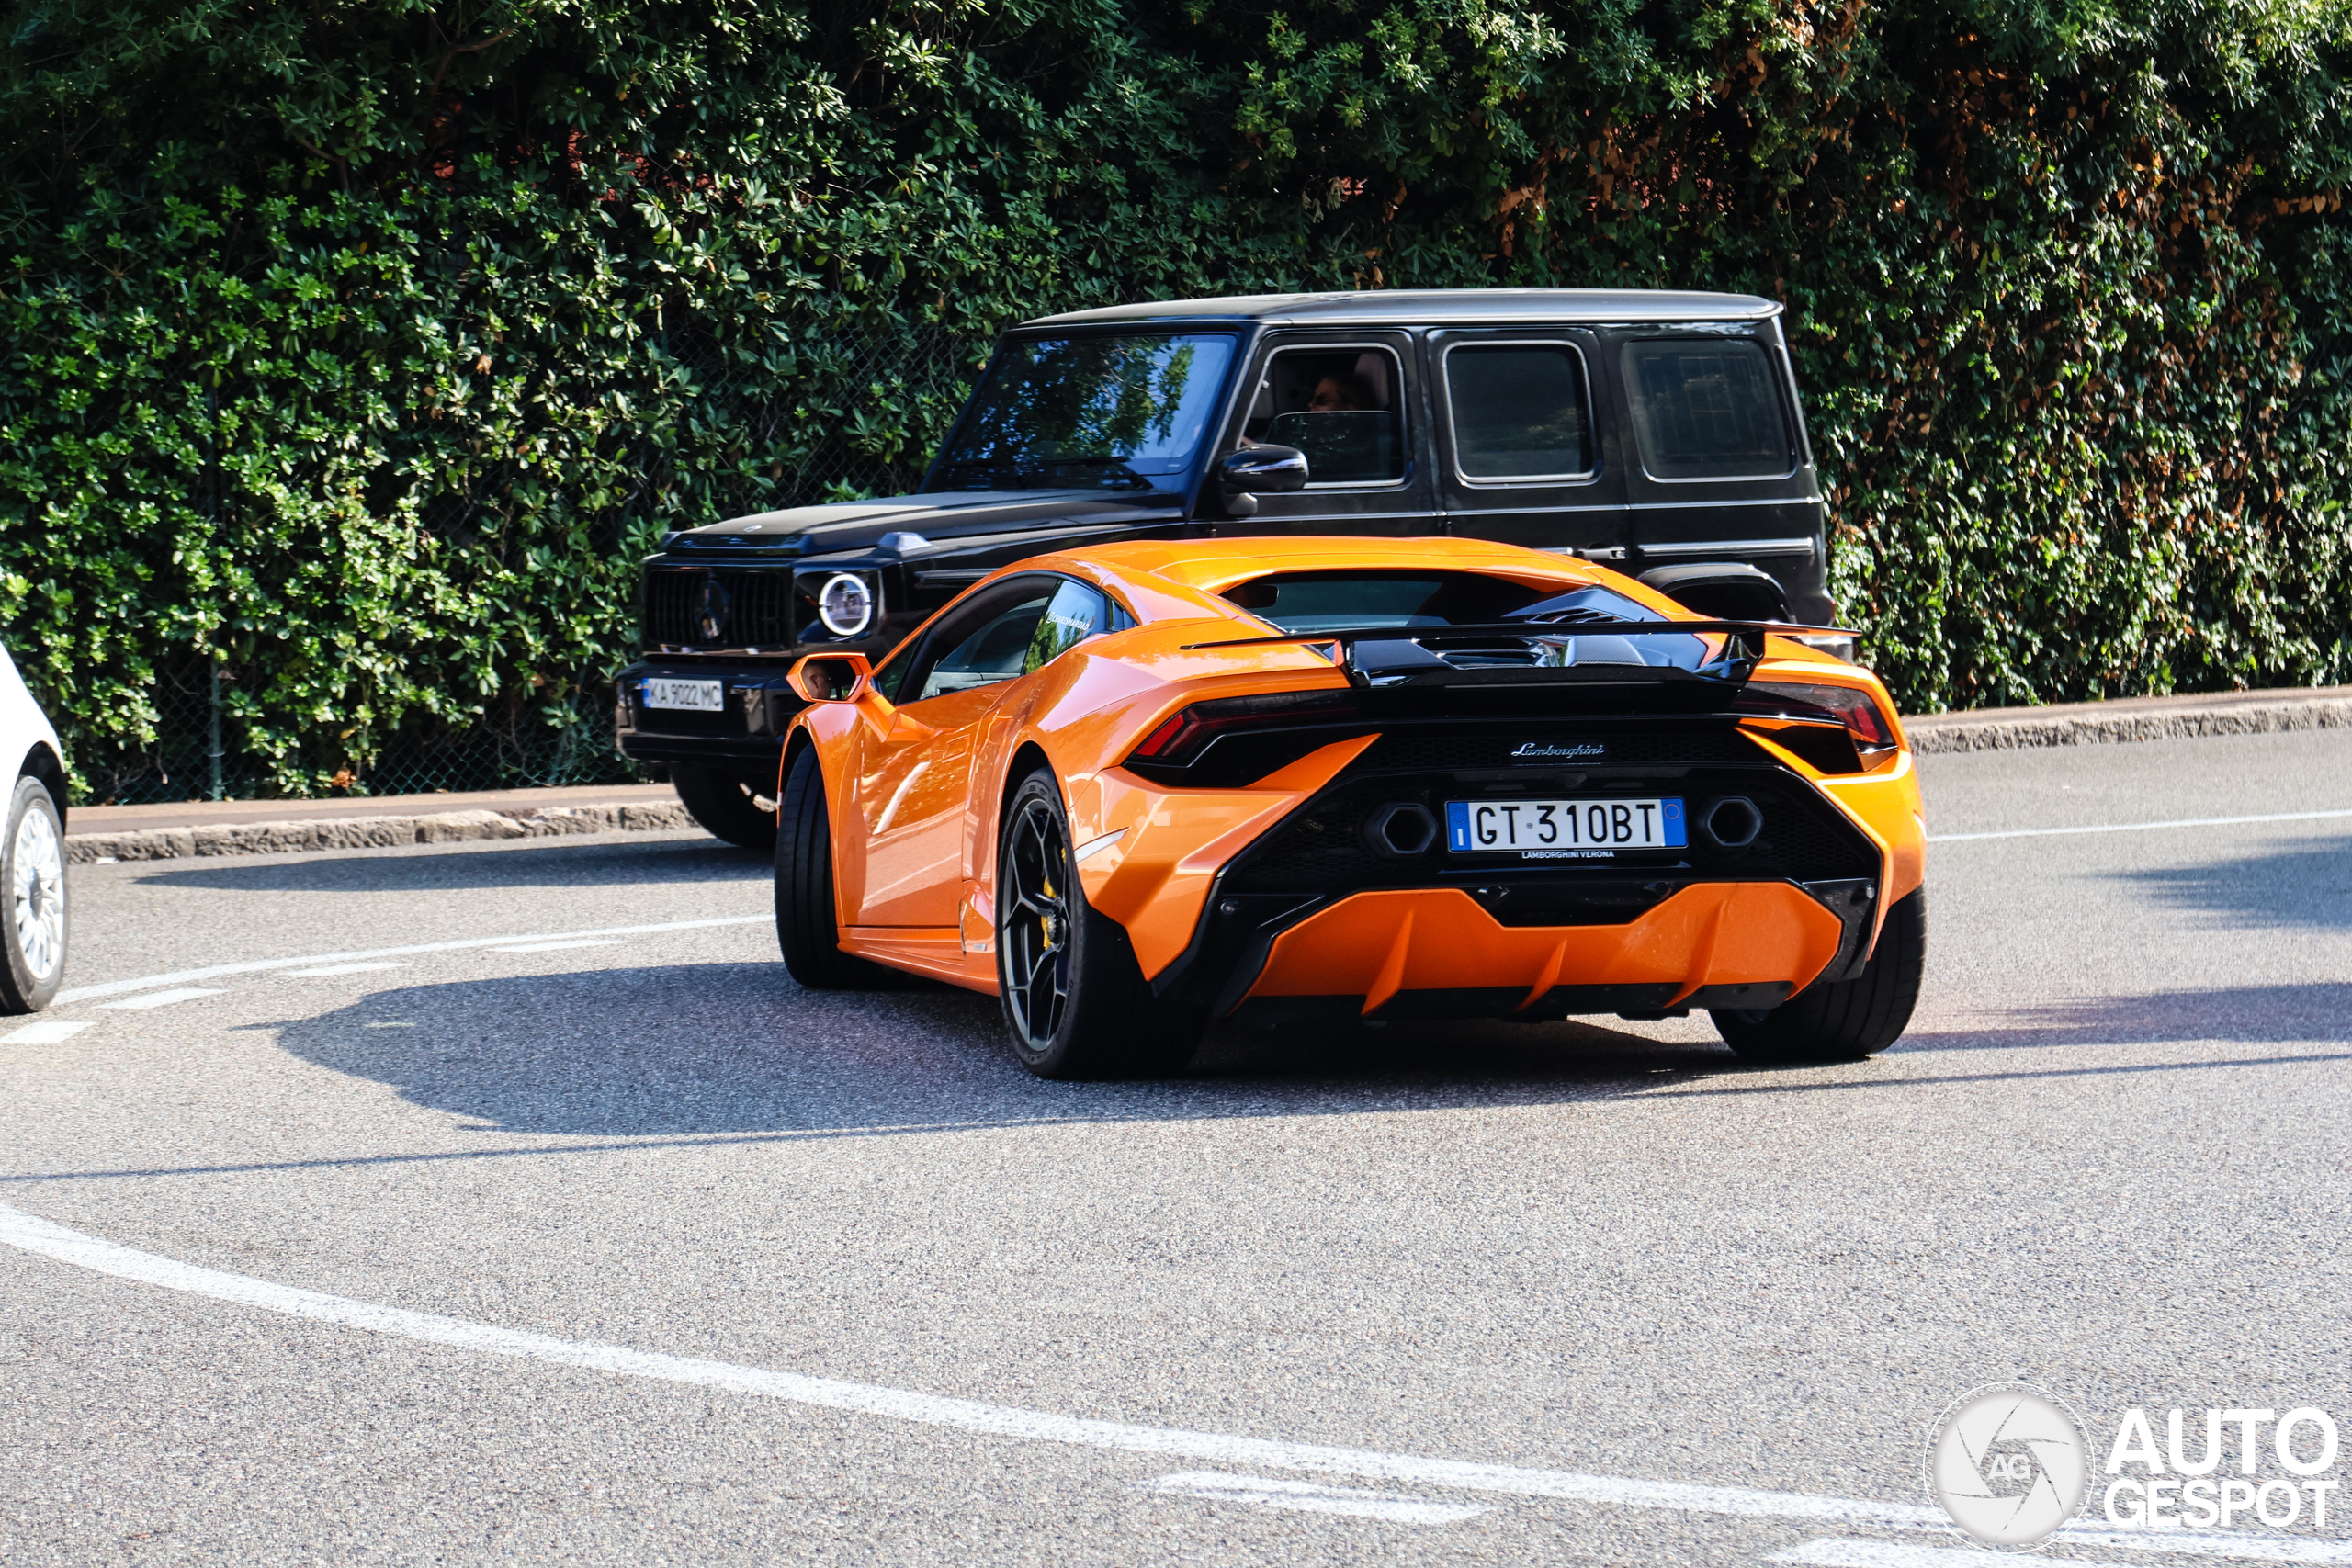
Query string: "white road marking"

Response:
xmin=284 ymin=963 xmax=413 ymax=977
xmin=2 ymin=1201 xmax=2346 ymax=1562
xmin=1930 ymin=808 xmax=2352 ymax=843
xmin=3 ymin=1020 xmax=94 ymax=1043
xmin=51 ymin=915 xmax=767 ymax=1006
xmin=1142 ymin=1471 xmax=1489 ymax=1525
xmin=1782 ymin=1534 xmax=2352 ymax=1567
xmin=491 ymin=940 xmax=625 ymax=953
xmin=2058 ymin=1529 xmax=2352 ymax=1563
xmin=96 ymin=987 xmax=225 ymax=1010
xmin=1770 ymin=1540 xmax=2008 ymax=1567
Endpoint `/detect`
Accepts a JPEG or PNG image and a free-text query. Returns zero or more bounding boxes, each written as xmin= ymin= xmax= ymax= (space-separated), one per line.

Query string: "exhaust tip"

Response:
xmin=1698 ymin=795 xmax=1763 ymax=850
xmin=1362 ymin=801 xmax=1439 ymax=859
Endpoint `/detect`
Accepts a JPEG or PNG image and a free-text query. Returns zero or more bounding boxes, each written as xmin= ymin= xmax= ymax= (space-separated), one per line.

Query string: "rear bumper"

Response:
xmin=1065 ymin=711 xmax=1920 ymax=1022
xmin=1225 ymin=883 xmax=1844 ymax=1024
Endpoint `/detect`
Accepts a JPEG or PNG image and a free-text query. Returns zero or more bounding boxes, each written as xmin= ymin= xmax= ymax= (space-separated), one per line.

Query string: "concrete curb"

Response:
xmin=67 ymin=802 xmax=699 ymax=864
xmin=1903 ymin=689 xmax=2352 ymax=753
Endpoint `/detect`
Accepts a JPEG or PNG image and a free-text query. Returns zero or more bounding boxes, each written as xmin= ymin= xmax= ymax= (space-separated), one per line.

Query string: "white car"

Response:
xmin=0 ymin=644 xmax=68 ymax=1010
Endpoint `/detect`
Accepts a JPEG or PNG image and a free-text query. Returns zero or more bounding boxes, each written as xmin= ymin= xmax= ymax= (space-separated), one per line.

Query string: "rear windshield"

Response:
xmin=1621 ymin=338 xmax=1794 ymax=480
xmin=1223 ymin=571 xmax=1707 ymax=668
xmin=1224 ymin=572 xmax=1657 ymax=631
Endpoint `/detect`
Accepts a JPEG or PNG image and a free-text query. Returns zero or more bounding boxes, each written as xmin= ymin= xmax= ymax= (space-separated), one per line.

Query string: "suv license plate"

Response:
xmin=1446 ymin=798 xmax=1686 ymax=854
xmin=644 ymin=677 xmax=724 ymax=712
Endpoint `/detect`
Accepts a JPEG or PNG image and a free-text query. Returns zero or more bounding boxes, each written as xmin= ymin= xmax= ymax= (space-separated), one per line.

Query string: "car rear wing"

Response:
xmin=1181 ymin=618 xmax=1860 ymax=691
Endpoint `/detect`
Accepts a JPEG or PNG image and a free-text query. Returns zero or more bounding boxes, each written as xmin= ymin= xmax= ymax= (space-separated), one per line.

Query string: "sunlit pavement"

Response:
xmin=4 ymin=729 xmax=2348 ymax=1565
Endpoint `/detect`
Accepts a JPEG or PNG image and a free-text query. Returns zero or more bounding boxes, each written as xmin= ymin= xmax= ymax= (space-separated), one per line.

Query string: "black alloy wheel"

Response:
xmin=998 ymin=786 xmax=1074 ymax=1050
xmin=995 ymin=770 xmax=1203 ymax=1080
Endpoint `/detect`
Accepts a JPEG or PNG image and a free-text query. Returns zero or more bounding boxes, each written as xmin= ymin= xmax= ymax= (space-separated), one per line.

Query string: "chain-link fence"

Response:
xmin=66 ymin=322 xmax=989 ymax=806
xmin=100 ymin=661 xmax=640 ymax=805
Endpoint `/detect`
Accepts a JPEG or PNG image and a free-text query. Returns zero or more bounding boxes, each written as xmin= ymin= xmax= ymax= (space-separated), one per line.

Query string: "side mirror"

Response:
xmin=786 ymin=651 xmax=874 ymax=704
xmin=1216 ymin=445 xmax=1308 ymax=516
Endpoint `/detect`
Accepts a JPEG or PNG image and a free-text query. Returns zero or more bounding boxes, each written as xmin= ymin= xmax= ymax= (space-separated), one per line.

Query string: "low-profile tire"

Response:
xmin=674 ymin=761 xmax=777 ymax=851
xmin=1 ymin=776 xmax=68 ymax=1013
xmin=1711 ymin=889 xmax=1926 ymax=1064
xmin=774 ymin=746 xmax=895 ymax=989
xmin=996 ymin=769 xmax=1204 ymax=1080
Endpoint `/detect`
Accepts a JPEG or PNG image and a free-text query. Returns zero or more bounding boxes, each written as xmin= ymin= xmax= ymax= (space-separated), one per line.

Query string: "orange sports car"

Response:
xmin=773 ymin=536 xmax=1924 ymax=1078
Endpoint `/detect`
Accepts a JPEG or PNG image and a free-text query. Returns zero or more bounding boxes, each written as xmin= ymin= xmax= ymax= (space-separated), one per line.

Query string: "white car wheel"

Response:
xmin=2 ymin=776 xmax=67 ymax=1011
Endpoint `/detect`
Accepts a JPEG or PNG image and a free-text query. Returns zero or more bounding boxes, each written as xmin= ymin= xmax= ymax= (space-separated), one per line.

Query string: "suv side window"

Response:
xmin=1241 ymin=344 xmax=1408 ymax=486
xmin=1620 ymin=338 xmax=1795 ymax=480
xmin=1442 ymin=343 xmax=1594 ymax=481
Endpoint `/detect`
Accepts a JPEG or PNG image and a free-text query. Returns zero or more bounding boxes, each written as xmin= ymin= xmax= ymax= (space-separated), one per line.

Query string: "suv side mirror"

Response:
xmin=1216 ymin=445 xmax=1308 ymax=516
xmin=786 ymin=651 xmax=874 ymax=704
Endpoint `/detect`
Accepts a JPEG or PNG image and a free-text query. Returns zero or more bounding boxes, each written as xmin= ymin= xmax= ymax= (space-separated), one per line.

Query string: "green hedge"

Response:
xmin=4 ymin=0 xmax=2349 ymax=798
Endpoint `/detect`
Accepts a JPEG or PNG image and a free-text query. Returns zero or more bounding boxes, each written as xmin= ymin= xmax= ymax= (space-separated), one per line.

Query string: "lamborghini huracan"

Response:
xmin=772 ymin=536 xmax=1924 ymax=1078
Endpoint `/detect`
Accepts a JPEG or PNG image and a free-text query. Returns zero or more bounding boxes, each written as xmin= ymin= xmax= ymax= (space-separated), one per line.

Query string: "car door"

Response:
xmin=1430 ymin=327 xmax=1628 ymax=560
xmin=1210 ymin=331 xmax=1440 ymax=538
xmin=849 ymin=575 xmax=1111 ymax=928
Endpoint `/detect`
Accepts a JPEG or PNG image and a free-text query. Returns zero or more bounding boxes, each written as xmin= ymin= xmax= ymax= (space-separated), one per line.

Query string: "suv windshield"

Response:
xmin=929 ymin=333 xmax=1236 ymax=491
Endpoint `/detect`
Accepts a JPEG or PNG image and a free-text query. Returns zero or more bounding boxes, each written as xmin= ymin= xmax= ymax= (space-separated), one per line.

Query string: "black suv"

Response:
xmin=616 ymin=288 xmax=1840 ymax=846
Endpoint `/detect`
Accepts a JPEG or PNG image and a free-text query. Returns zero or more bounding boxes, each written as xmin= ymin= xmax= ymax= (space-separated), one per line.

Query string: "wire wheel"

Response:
xmin=1000 ymin=794 xmax=1073 ymax=1050
xmin=11 ymin=798 xmax=63 ymax=984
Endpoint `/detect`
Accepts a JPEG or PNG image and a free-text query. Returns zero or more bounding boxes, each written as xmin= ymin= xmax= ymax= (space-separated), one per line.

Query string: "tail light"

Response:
xmin=1125 ymin=690 xmax=1360 ymax=774
xmin=1737 ymin=682 xmax=1900 ymax=765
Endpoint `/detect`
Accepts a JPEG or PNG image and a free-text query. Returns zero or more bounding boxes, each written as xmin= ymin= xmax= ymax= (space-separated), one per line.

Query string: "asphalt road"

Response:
xmin=5 ymin=730 xmax=2349 ymax=1565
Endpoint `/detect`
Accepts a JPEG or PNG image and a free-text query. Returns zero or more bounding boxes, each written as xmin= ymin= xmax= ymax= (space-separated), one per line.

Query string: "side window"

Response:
xmin=1443 ymin=344 xmax=1593 ymax=481
xmin=1620 ymin=338 xmax=1794 ymax=480
xmin=872 ymin=577 xmax=1134 ymax=704
xmin=1240 ymin=345 xmax=1407 ymax=486
xmin=919 ymin=591 xmax=1057 ymax=699
xmin=1022 ymin=580 xmax=1111 ymax=675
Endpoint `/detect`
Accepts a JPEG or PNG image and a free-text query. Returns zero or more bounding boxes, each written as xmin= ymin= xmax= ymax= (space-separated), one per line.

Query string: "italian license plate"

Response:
xmin=643 ymin=677 xmax=724 ymax=712
xmin=1446 ymin=797 xmax=1687 ymax=856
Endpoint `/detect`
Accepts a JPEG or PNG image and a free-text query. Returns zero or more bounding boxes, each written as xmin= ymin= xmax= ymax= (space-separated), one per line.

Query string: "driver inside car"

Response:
xmin=1306 ymin=369 xmax=1375 ymax=412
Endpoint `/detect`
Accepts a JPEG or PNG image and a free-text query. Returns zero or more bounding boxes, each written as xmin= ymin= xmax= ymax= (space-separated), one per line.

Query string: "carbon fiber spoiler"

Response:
xmin=1181 ymin=617 xmax=1860 ymax=693
xmin=1180 ymin=618 xmax=1859 ymax=650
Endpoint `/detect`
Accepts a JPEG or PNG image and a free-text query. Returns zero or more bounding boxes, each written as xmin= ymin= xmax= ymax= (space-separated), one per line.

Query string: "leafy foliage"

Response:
xmin=3 ymin=0 xmax=2348 ymax=796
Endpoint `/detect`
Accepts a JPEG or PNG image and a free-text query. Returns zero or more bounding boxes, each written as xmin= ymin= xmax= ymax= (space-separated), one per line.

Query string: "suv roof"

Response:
xmin=1023 ymin=288 xmax=1781 ymax=330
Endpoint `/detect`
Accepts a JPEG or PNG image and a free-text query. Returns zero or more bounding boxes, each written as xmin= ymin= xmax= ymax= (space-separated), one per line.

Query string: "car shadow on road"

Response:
xmin=2108 ymin=834 xmax=2352 ymax=931
xmin=234 ymin=961 xmax=1755 ymax=1143
xmin=1896 ymin=982 xmax=2352 ymax=1054
xmin=130 ymin=834 xmax=766 ymax=894
xmin=13 ymin=965 xmax=2344 ymax=1188
xmin=228 ymin=961 xmax=2352 ymax=1145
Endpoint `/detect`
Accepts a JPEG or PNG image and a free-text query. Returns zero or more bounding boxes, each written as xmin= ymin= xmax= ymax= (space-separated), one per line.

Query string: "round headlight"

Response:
xmin=817 ymin=573 xmax=875 ymax=638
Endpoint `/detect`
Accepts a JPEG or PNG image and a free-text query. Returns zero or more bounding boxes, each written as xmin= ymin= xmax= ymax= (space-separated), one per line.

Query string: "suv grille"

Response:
xmin=645 ymin=568 xmax=797 ymax=649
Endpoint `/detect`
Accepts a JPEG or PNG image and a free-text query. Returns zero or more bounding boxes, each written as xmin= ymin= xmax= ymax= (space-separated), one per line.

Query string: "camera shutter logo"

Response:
xmin=1925 ymin=1383 xmax=2089 ymax=1549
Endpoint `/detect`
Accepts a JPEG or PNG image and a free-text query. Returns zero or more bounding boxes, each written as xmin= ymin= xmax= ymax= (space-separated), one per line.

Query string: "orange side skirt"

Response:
xmin=1238 ymin=885 xmax=1847 ymax=1015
